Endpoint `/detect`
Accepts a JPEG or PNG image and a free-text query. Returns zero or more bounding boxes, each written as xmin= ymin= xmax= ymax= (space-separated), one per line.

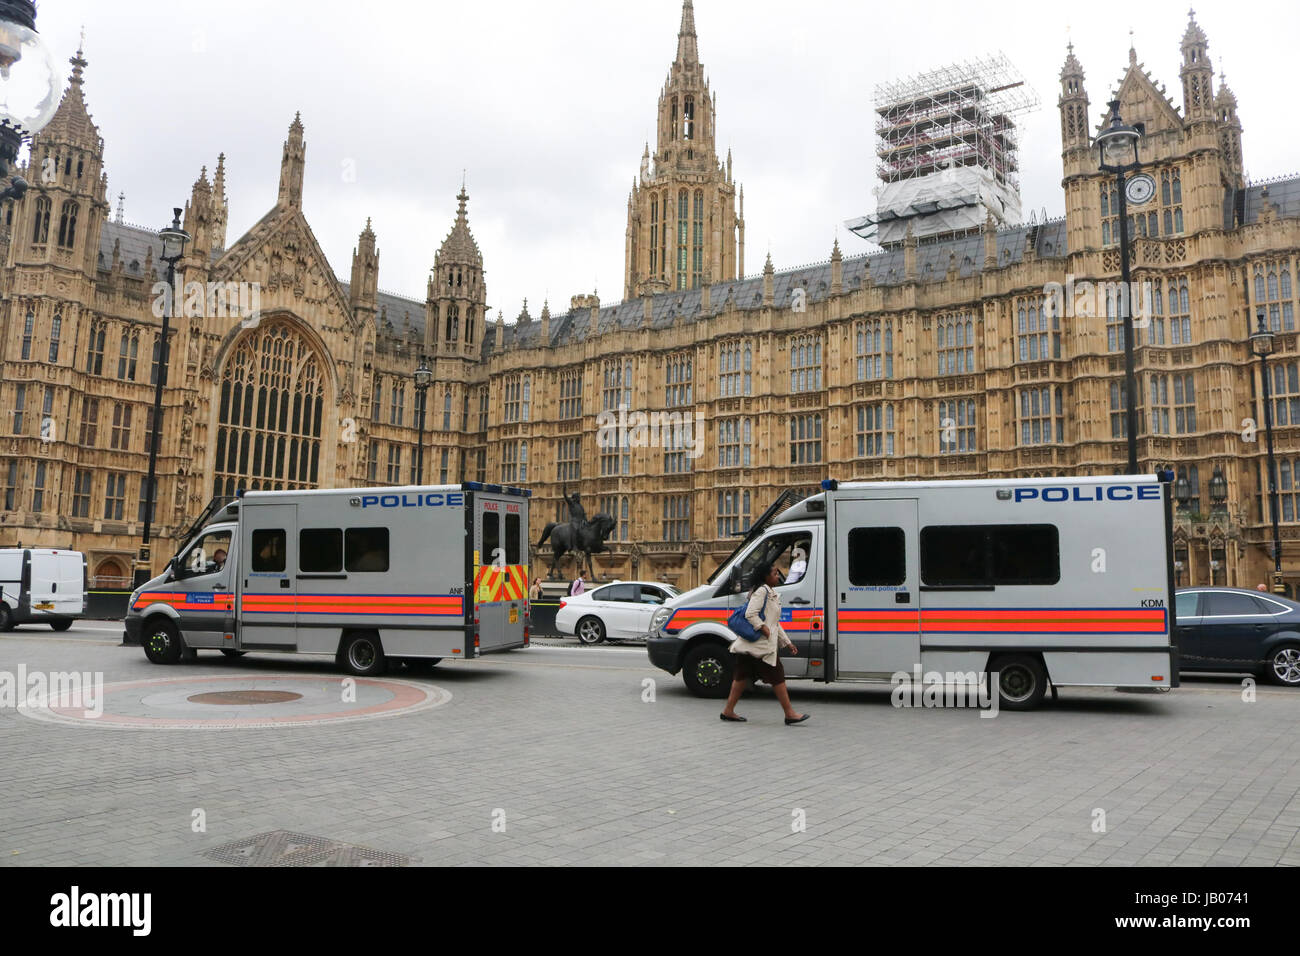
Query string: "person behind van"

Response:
xmin=569 ymin=574 xmax=585 ymax=596
xmin=529 ymin=575 xmax=543 ymax=601
xmin=720 ymin=561 xmax=810 ymax=725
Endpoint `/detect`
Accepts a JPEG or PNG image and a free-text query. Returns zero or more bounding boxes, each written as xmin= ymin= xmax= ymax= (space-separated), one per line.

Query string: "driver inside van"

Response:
xmin=212 ymin=548 xmax=227 ymax=571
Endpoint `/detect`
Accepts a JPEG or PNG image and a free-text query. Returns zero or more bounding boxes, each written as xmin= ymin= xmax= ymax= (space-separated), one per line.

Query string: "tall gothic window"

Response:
xmin=31 ymin=197 xmax=51 ymax=244
xmin=683 ymin=95 xmax=695 ymax=140
xmin=692 ymin=190 xmax=704 ymax=288
xmin=677 ymin=189 xmax=689 ymax=290
xmin=56 ymin=200 xmax=79 ymax=248
xmin=214 ymin=322 xmax=325 ymax=497
xmin=659 ymin=191 xmax=668 ymax=280
xmin=650 ymin=196 xmax=659 ymax=277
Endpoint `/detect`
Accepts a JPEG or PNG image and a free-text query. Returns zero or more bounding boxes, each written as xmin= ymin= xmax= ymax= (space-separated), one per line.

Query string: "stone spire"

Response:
xmin=830 ymin=238 xmax=843 ymax=294
xmin=1058 ymin=42 xmax=1090 ymax=151
xmin=350 ymin=218 xmax=379 ymax=314
xmin=677 ymin=1 xmax=698 ymax=65
xmin=762 ymin=251 xmax=774 ymax=306
xmin=277 ymin=112 xmax=306 ymax=208
xmin=211 ymin=152 xmax=229 ymax=251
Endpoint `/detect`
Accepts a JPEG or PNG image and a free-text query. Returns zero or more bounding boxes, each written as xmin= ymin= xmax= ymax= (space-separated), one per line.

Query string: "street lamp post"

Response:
xmin=413 ymin=360 xmax=433 ymax=485
xmin=1095 ymin=99 xmax=1144 ymax=475
xmin=134 ymin=209 xmax=189 ymax=587
xmin=1251 ymin=311 xmax=1285 ymax=594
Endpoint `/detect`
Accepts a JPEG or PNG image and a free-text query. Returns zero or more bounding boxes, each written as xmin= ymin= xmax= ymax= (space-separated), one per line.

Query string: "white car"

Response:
xmin=555 ymin=580 xmax=681 ymax=644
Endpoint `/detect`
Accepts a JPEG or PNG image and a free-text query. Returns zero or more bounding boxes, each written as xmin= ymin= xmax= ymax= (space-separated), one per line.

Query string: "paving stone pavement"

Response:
xmin=2 ymin=630 xmax=1299 ymax=866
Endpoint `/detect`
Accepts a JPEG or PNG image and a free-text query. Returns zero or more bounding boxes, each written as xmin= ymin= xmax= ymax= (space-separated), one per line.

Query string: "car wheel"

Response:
xmin=220 ymin=649 xmax=246 ymax=659
xmin=49 ymin=618 xmax=73 ymax=632
xmin=341 ymin=633 xmax=387 ymax=676
xmin=576 ymin=616 xmax=606 ymax=645
xmin=682 ymin=644 xmax=733 ymax=699
xmin=989 ymin=653 xmax=1048 ymax=710
xmin=0 ymin=605 xmax=13 ymax=632
xmin=1266 ymin=643 xmax=1300 ymax=686
xmin=142 ymin=618 xmax=184 ymax=665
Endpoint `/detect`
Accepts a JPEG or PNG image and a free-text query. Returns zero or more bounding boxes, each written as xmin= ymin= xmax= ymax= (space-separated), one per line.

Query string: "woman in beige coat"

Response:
xmin=720 ymin=562 xmax=810 ymax=724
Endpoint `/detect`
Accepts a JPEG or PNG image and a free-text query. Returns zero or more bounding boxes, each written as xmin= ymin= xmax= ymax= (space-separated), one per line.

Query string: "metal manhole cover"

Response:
xmin=203 ymin=830 xmax=410 ymax=867
xmin=187 ymin=690 xmax=304 ymax=705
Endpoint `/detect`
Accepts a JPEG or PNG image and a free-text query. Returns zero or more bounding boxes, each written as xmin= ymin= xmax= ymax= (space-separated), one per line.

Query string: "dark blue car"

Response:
xmin=1174 ymin=588 xmax=1300 ymax=686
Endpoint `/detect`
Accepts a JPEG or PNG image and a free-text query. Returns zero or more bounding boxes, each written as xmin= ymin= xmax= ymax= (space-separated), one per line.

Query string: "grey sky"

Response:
xmin=30 ymin=0 xmax=1300 ymax=319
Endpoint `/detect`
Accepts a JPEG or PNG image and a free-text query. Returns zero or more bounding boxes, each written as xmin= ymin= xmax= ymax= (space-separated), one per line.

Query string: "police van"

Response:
xmin=124 ymin=483 xmax=531 ymax=674
xmin=0 ymin=548 xmax=87 ymax=632
xmin=646 ymin=475 xmax=1177 ymax=710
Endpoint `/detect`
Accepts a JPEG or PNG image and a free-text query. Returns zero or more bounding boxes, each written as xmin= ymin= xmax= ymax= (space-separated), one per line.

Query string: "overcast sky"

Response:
xmin=29 ymin=0 xmax=1300 ymax=318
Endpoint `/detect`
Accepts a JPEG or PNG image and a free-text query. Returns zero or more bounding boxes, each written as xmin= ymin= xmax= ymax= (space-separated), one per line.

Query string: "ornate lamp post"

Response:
xmin=413 ymin=360 xmax=433 ymax=484
xmin=1095 ymin=99 xmax=1144 ymax=475
xmin=1208 ymin=465 xmax=1228 ymax=511
xmin=1250 ymin=311 xmax=1285 ymax=594
xmin=135 ymin=209 xmax=189 ymax=587
xmin=0 ymin=0 xmax=59 ymax=201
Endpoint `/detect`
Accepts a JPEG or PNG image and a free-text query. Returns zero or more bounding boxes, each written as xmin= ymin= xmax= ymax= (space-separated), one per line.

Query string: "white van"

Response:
xmin=124 ymin=482 xmax=531 ymax=675
xmin=646 ymin=476 xmax=1177 ymax=710
xmin=0 ymin=548 xmax=87 ymax=632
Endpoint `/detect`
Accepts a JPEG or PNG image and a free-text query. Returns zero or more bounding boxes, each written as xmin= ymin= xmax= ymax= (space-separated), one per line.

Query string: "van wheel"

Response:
xmin=49 ymin=619 xmax=73 ymax=632
xmin=1266 ymin=643 xmax=1300 ymax=686
xmin=220 ymin=649 xmax=246 ymax=659
xmin=143 ymin=619 xmax=184 ymax=665
xmin=0 ymin=606 xmax=13 ymax=632
xmin=341 ymin=634 xmax=387 ymax=676
xmin=683 ymin=644 xmax=733 ymax=699
xmin=990 ymin=653 xmax=1048 ymax=710
xmin=576 ymin=616 xmax=605 ymax=645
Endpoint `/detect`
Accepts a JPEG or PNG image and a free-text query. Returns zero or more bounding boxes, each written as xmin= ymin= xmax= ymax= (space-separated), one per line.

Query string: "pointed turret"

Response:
xmin=1216 ymin=73 xmax=1243 ymax=185
xmin=762 ymin=251 xmax=774 ymax=306
xmin=211 ymin=152 xmax=229 ymax=252
xmin=350 ymin=218 xmax=379 ymax=315
xmin=277 ymin=112 xmax=306 ymax=208
xmin=830 ymin=238 xmax=843 ymax=294
xmin=1180 ymin=9 xmax=1214 ymax=122
xmin=1058 ymin=42 xmax=1090 ymax=153
xmin=429 ymin=186 xmax=486 ymax=357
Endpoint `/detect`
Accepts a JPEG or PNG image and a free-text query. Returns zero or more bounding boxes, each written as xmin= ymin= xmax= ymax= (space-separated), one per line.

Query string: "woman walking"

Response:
xmin=720 ymin=562 xmax=810 ymax=725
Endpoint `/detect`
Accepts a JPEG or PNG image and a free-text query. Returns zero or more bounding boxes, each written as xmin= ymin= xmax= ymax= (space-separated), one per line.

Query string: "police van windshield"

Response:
xmin=178 ymin=528 xmax=232 ymax=579
xmin=719 ymin=531 xmax=812 ymax=594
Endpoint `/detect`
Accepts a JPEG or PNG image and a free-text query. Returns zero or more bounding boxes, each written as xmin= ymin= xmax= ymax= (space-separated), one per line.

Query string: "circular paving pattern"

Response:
xmin=18 ymin=674 xmax=451 ymax=730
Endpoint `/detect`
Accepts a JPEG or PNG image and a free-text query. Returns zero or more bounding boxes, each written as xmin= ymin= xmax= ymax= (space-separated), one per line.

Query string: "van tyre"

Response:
xmin=341 ymin=633 xmax=387 ymax=676
xmin=49 ymin=619 xmax=73 ymax=632
xmin=990 ymin=653 xmax=1048 ymax=711
xmin=142 ymin=619 xmax=184 ymax=665
xmin=683 ymin=644 xmax=733 ymax=699
xmin=1266 ymin=643 xmax=1300 ymax=686
xmin=0 ymin=605 xmax=12 ymax=632
xmin=576 ymin=616 xmax=605 ymax=645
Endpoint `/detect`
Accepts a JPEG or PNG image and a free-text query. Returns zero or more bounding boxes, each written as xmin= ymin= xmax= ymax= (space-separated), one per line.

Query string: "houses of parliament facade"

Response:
xmin=2 ymin=3 xmax=1298 ymax=592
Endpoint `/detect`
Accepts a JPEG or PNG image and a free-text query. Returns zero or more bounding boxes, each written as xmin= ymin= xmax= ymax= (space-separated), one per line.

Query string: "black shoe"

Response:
xmin=784 ymin=713 xmax=810 ymax=725
xmin=720 ymin=713 xmax=747 ymax=722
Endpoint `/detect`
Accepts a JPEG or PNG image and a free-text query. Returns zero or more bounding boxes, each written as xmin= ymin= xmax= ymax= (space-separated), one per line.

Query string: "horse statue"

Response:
xmin=537 ymin=513 xmax=616 ymax=581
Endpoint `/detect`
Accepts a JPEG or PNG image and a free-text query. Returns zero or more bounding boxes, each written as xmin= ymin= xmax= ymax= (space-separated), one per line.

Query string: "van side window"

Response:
xmin=345 ymin=528 xmax=389 ymax=572
xmin=180 ymin=529 xmax=232 ymax=578
xmin=848 ymin=527 xmax=904 ymax=586
xmin=921 ymin=524 xmax=1060 ymax=586
xmin=505 ymin=513 xmax=521 ymax=565
xmin=482 ymin=512 xmax=500 ymax=566
xmin=251 ymin=530 xmax=285 ymax=572
xmin=300 ymin=529 xmax=343 ymax=573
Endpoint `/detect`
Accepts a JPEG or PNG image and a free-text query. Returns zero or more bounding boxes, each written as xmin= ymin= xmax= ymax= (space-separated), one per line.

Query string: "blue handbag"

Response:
xmin=727 ymin=588 xmax=768 ymax=642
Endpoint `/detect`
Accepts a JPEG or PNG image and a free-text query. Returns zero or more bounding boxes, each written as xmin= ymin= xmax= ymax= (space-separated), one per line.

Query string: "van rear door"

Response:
xmin=239 ymin=503 xmax=298 ymax=649
xmin=831 ymin=498 xmax=921 ymax=677
xmin=472 ymin=495 xmax=527 ymax=653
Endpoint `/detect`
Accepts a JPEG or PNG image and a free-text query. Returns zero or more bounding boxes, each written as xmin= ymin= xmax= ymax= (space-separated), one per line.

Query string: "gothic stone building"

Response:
xmin=2 ymin=6 xmax=1299 ymax=593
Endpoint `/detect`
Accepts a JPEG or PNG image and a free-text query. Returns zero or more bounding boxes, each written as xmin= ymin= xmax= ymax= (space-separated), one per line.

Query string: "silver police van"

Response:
xmin=647 ymin=475 xmax=1177 ymax=710
xmin=124 ymin=482 xmax=531 ymax=675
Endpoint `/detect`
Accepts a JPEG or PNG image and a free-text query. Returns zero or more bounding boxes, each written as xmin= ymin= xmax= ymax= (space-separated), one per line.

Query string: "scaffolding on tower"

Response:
xmin=847 ymin=53 xmax=1040 ymax=247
